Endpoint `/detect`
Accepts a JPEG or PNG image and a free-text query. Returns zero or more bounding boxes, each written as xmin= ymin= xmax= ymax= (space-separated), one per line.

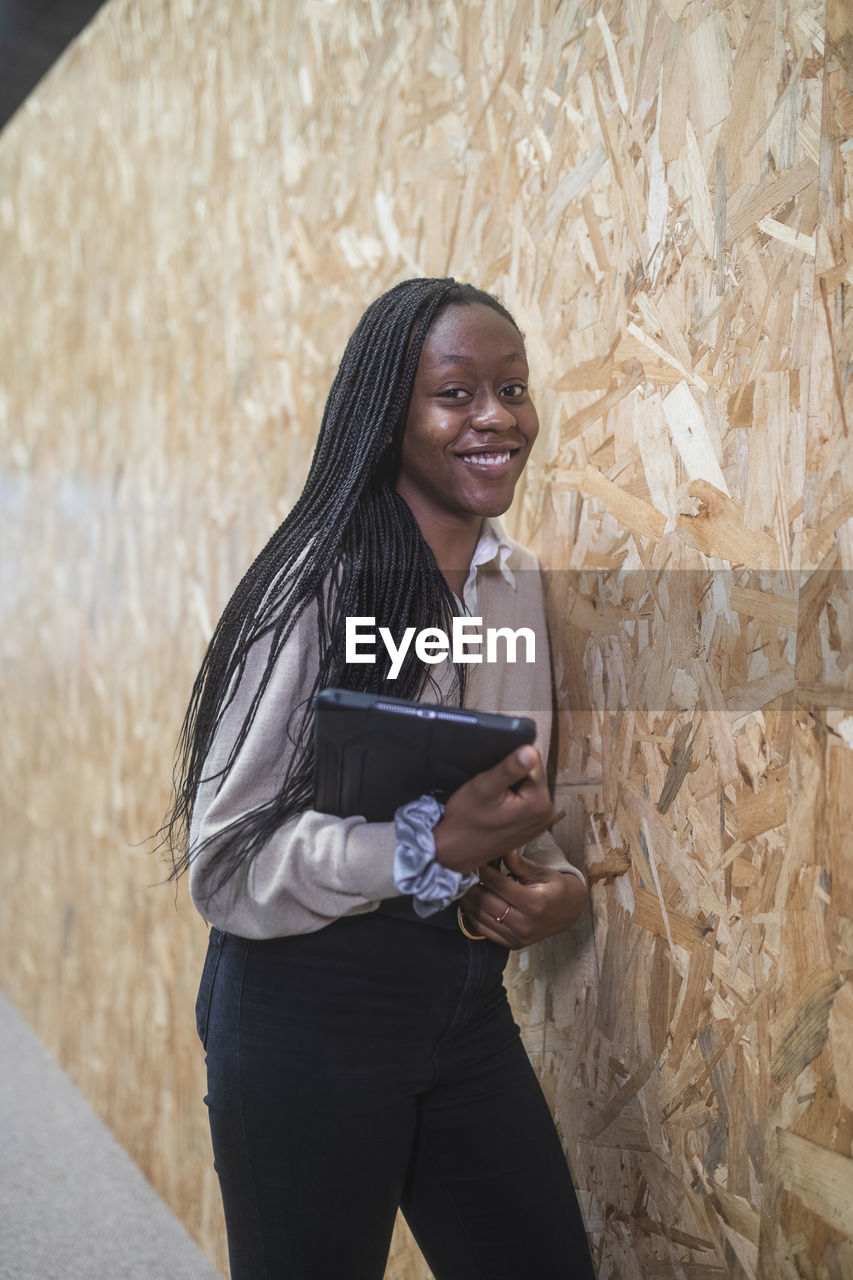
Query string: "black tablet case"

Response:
xmin=313 ymin=688 xmax=536 ymax=823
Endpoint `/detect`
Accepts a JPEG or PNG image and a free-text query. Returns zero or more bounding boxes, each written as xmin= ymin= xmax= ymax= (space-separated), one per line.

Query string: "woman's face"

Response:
xmin=394 ymin=303 xmax=539 ymax=528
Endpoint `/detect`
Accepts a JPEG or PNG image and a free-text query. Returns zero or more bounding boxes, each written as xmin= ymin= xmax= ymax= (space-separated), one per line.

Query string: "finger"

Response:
xmin=502 ymin=846 xmax=553 ymax=883
xmin=457 ymin=902 xmax=502 ymax=945
xmin=475 ymin=863 xmax=507 ymax=891
xmin=466 ymin=880 xmax=513 ymax=923
xmin=474 ymin=865 xmax=520 ymax=904
xmin=475 ymin=864 xmax=537 ymax=909
xmin=459 ymin=900 xmax=517 ymax=947
xmin=476 ymin=745 xmax=543 ymax=799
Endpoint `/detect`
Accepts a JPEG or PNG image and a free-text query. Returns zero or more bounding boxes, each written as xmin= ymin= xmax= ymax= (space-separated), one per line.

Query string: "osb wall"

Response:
xmin=0 ymin=0 xmax=850 ymax=1277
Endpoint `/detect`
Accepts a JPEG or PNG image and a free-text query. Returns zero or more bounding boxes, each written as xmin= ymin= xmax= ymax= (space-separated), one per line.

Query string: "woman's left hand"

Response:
xmin=458 ymin=847 xmax=588 ymax=948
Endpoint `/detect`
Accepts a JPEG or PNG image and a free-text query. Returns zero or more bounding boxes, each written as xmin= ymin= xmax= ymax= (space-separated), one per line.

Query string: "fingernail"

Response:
xmin=517 ymin=746 xmax=536 ymax=768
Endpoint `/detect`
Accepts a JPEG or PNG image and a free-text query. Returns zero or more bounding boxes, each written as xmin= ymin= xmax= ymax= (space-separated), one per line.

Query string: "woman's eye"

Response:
xmin=440 ymin=387 xmax=469 ymax=399
xmin=502 ymin=382 xmax=527 ymax=399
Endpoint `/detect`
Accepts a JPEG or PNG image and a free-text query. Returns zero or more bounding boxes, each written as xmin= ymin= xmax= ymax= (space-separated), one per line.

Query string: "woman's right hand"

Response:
xmin=431 ymin=745 xmax=556 ymax=875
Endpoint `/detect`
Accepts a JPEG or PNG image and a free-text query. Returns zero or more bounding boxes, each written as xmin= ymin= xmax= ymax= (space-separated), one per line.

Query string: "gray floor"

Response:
xmin=0 ymin=993 xmax=223 ymax=1279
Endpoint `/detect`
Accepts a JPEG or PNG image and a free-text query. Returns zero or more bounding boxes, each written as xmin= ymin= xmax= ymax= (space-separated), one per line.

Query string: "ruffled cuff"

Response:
xmin=393 ymin=795 xmax=477 ymax=918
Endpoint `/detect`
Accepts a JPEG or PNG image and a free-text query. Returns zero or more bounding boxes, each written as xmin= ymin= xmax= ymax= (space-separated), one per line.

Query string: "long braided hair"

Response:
xmin=163 ymin=277 xmax=522 ymax=891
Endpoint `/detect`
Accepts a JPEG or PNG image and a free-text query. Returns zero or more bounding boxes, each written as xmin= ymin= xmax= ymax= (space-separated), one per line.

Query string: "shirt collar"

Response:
xmin=461 ymin=517 xmax=516 ymax=612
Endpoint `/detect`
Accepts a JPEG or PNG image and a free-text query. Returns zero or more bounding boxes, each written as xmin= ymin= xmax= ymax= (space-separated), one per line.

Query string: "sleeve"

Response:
xmin=504 ymin=545 xmax=587 ymax=886
xmin=521 ymin=828 xmax=589 ymax=885
xmin=188 ymin=602 xmax=400 ymax=939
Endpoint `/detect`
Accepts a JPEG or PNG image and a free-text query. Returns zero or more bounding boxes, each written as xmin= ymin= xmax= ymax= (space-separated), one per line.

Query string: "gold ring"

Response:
xmin=457 ymin=905 xmax=485 ymax=941
xmin=495 ymin=904 xmax=510 ymax=923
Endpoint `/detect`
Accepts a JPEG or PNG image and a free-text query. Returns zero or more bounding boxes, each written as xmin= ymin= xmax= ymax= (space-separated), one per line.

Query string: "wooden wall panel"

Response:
xmin=0 ymin=1 xmax=848 ymax=1277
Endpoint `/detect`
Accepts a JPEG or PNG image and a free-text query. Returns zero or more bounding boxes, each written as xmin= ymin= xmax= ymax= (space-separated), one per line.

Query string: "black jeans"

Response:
xmin=197 ymin=912 xmax=595 ymax=1280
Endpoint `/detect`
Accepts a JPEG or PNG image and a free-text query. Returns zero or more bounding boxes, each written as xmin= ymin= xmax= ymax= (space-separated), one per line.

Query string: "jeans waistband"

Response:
xmin=374 ymin=896 xmax=460 ymax=930
xmin=208 ymin=900 xmax=462 ymax=946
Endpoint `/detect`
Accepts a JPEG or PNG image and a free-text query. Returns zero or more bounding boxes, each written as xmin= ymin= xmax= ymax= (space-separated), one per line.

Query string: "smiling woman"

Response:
xmin=395 ymin=303 xmax=539 ymax=601
xmin=162 ymin=277 xmax=594 ymax=1280
xmin=394 ymin=302 xmax=535 ymax=601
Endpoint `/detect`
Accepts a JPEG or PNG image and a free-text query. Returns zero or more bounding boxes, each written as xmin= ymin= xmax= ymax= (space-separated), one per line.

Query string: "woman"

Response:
xmin=167 ymin=278 xmax=595 ymax=1279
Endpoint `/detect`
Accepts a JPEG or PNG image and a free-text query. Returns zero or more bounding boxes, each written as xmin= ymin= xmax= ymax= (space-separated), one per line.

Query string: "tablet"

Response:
xmin=313 ymin=687 xmax=537 ymax=823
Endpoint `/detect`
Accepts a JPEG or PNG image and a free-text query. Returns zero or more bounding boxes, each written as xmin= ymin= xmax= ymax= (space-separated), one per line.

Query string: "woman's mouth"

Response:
xmin=457 ymin=449 xmax=516 ymax=471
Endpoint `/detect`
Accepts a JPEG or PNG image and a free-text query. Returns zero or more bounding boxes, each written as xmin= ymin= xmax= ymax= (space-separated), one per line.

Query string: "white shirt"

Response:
xmin=189 ymin=519 xmax=583 ymax=938
xmin=459 ymin=517 xmax=516 ymax=612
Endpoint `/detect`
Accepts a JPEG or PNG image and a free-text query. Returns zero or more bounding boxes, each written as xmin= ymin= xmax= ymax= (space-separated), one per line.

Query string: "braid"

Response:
xmin=160 ymin=278 xmax=521 ymax=890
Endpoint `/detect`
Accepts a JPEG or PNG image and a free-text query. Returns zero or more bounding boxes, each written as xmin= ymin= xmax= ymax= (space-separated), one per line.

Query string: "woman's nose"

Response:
xmin=470 ymin=391 xmax=516 ymax=429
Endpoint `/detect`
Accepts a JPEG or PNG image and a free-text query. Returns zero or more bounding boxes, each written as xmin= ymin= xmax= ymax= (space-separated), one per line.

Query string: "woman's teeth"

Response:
xmin=460 ymin=451 xmax=511 ymax=468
